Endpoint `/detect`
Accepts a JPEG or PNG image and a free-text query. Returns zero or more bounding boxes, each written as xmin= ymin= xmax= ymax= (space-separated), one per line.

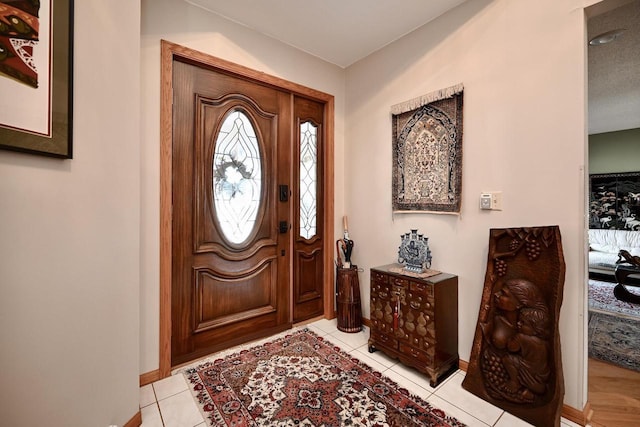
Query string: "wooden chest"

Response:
xmin=368 ymin=264 xmax=459 ymax=387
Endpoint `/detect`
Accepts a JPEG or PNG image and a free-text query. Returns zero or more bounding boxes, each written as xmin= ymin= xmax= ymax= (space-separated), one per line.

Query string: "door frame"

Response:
xmin=159 ymin=40 xmax=335 ymax=376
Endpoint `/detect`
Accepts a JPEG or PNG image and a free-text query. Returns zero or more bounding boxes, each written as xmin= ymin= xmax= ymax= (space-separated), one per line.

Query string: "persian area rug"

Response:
xmin=180 ymin=328 xmax=466 ymax=426
xmin=588 ymin=280 xmax=640 ymax=372
xmin=588 ymin=311 xmax=640 ymax=372
xmin=589 ymin=279 xmax=640 ymax=317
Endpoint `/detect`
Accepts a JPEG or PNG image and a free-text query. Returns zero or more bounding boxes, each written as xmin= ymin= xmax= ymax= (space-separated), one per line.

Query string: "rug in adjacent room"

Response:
xmin=180 ymin=328 xmax=466 ymax=427
xmin=589 ymin=279 xmax=639 ymax=317
xmin=588 ymin=281 xmax=640 ymax=372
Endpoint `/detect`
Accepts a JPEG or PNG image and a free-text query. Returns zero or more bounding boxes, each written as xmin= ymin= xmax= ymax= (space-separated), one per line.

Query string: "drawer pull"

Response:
xmin=410 ymin=301 xmax=421 ymax=309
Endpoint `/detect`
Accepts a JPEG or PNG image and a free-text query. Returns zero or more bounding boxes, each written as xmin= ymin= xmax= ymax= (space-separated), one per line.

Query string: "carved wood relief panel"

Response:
xmin=462 ymin=227 xmax=566 ymax=427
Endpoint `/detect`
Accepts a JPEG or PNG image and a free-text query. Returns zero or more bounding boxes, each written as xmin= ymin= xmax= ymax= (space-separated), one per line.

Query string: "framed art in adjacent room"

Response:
xmin=0 ymin=0 xmax=73 ymax=158
xmin=589 ymin=171 xmax=640 ymax=229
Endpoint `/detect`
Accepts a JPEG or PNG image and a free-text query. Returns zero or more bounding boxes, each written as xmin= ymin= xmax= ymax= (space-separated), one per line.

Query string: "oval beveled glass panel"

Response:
xmin=213 ymin=110 xmax=262 ymax=244
xmin=299 ymin=121 xmax=317 ymax=239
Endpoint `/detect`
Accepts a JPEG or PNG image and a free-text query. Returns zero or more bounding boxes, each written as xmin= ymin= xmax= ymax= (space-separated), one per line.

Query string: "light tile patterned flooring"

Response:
xmin=140 ymin=318 xmax=584 ymax=427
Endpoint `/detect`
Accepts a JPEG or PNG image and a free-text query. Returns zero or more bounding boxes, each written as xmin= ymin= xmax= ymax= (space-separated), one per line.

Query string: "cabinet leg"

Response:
xmin=368 ymin=344 xmax=377 ymax=353
xmin=429 ymin=361 xmax=459 ymax=388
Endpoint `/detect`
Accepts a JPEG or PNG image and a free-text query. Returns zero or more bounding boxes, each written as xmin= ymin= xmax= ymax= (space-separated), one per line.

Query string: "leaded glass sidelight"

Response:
xmin=299 ymin=121 xmax=317 ymax=239
xmin=213 ymin=110 xmax=262 ymax=244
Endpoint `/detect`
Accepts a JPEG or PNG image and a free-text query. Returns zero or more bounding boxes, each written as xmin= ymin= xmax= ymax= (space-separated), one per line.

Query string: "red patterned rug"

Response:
xmin=181 ymin=328 xmax=466 ymax=426
xmin=589 ymin=279 xmax=640 ymax=318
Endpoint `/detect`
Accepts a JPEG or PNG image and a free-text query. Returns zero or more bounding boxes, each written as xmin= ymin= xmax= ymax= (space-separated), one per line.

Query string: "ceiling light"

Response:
xmin=589 ymin=29 xmax=626 ymax=46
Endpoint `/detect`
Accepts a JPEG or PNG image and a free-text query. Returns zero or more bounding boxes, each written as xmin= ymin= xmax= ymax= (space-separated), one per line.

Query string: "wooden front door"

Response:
xmin=171 ymin=59 xmax=292 ymax=365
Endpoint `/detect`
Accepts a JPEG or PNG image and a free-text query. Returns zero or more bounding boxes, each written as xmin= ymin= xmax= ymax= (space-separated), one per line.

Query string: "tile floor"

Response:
xmin=139 ymin=318 xmax=585 ymax=427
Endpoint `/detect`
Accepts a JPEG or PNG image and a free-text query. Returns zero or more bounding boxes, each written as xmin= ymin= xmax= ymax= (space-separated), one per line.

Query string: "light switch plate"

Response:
xmin=491 ymin=191 xmax=503 ymax=210
xmin=480 ymin=192 xmax=503 ymax=210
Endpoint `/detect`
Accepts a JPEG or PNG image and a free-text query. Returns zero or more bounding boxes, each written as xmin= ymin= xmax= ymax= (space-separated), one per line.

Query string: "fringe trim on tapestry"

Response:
xmin=390 ymin=83 xmax=464 ymax=115
xmin=393 ymin=209 xmax=461 ymax=216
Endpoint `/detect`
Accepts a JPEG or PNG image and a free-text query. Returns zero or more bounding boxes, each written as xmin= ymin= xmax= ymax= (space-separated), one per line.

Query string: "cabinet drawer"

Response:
xmin=371 ymin=331 xmax=398 ymax=349
xmin=371 ymin=318 xmax=396 ymax=334
xmin=405 ymin=292 xmax=434 ymax=312
xmin=400 ymin=342 xmax=433 ymax=365
xmin=371 ymin=271 xmax=388 ymax=283
xmin=404 ymin=336 xmax=436 ymax=353
xmin=371 ymin=281 xmax=391 ymax=298
xmin=390 ymin=276 xmax=409 ymax=288
xmin=410 ymin=280 xmax=433 ymax=296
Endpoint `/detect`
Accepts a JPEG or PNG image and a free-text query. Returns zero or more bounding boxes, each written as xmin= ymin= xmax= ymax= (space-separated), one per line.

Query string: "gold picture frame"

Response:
xmin=0 ymin=0 xmax=73 ymax=158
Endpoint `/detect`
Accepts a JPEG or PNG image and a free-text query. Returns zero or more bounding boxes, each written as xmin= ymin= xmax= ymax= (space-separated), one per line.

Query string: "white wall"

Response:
xmin=589 ymin=128 xmax=640 ymax=173
xmin=0 ymin=1 xmax=141 ymax=426
xmin=345 ymin=0 xmax=589 ymax=410
xmin=140 ymin=0 xmax=346 ymax=373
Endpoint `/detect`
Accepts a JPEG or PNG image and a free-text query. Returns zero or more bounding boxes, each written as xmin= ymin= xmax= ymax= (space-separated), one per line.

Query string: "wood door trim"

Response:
xmin=159 ymin=40 xmax=335 ymax=377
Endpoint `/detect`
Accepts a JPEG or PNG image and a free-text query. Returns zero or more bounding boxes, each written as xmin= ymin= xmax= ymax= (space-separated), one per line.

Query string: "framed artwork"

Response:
xmin=391 ymin=84 xmax=463 ymax=214
xmin=589 ymin=172 xmax=640 ymax=229
xmin=0 ymin=0 xmax=73 ymax=158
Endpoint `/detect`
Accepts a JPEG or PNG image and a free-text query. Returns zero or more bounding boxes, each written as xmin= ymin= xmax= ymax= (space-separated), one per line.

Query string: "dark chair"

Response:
xmin=613 ymin=250 xmax=640 ymax=304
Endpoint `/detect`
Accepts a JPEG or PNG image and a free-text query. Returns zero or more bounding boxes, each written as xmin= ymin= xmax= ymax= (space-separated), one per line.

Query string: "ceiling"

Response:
xmin=184 ymin=0 xmax=639 ymax=136
xmin=183 ymin=0 xmax=468 ymax=68
xmin=588 ymin=0 xmax=640 ymax=134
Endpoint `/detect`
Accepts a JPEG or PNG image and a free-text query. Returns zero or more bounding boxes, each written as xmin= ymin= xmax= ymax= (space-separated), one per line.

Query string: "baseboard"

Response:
xmin=124 ymin=410 xmax=142 ymax=427
xmin=561 ymin=402 xmax=592 ymax=426
xmin=140 ymin=369 xmax=161 ymax=387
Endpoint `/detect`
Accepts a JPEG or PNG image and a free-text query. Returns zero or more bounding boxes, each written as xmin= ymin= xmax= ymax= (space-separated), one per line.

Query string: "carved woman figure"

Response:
xmin=499 ymin=279 xmax=550 ymax=400
xmin=483 ymin=282 xmax=519 ymax=350
xmin=481 ymin=278 xmax=550 ymax=402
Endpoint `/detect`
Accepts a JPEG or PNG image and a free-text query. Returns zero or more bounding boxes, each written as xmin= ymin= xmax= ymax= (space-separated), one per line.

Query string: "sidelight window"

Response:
xmin=299 ymin=121 xmax=317 ymax=239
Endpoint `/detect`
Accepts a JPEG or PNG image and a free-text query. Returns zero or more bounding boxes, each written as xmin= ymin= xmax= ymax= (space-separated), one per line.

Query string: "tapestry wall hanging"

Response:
xmin=392 ymin=84 xmax=463 ymax=214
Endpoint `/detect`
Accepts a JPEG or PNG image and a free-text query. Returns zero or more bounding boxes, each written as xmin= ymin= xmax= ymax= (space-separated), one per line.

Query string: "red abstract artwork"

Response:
xmin=0 ymin=1 xmax=40 ymax=88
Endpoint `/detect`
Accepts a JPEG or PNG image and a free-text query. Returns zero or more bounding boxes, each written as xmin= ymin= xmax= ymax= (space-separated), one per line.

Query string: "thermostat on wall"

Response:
xmin=480 ymin=192 xmax=502 ymax=210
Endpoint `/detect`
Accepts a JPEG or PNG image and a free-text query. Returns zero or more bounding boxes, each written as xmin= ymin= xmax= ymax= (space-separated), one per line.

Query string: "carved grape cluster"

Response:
xmin=494 ymin=259 xmax=507 ymax=276
xmin=483 ymin=351 xmax=508 ymax=385
xmin=525 ymin=239 xmax=541 ymax=261
xmin=509 ymin=239 xmax=520 ymax=251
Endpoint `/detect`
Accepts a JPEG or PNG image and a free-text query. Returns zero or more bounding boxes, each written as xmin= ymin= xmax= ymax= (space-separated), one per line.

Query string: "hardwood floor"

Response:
xmin=589 ymin=358 xmax=640 ymax=427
